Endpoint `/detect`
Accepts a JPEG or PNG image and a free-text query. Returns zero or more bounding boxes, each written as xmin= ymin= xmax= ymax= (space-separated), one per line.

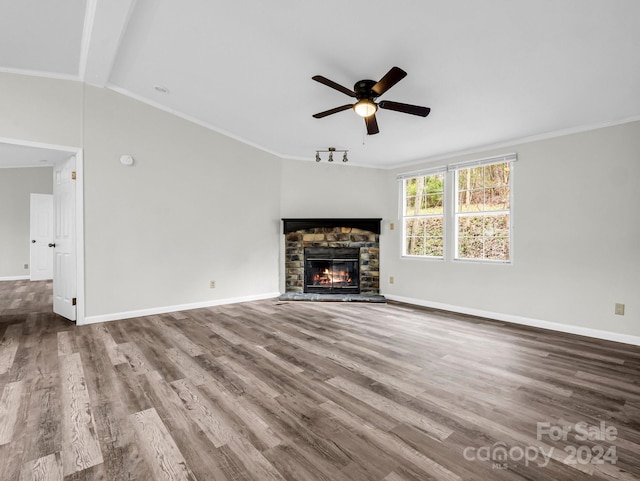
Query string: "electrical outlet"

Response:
xmin=23 ymin=264 xmax=28 ymax=269
xmin=209 ymin=280 xmax=216 ymax=289
xmin=389 ymin=276 xmax=394 ymax=284
xmin=614 ymin=303 xmax=625 ymax=316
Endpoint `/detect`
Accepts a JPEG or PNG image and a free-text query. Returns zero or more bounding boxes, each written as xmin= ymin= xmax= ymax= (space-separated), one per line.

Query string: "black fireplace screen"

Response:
xmin=304 ymin=247 xmax=360 ymax=294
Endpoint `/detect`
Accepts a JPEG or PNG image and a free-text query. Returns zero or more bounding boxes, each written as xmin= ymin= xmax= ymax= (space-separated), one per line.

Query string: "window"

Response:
xmin=402 ymin=172 xmax=444 ymax=258
xmin=398 ymin=153 xmax=515 ymax=262
xmin=454 ymin=160 xmax=512 ymax=262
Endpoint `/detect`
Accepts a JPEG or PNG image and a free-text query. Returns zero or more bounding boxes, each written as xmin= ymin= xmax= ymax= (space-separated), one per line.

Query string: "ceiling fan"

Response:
xmin=312 ymin=66 xmax=430 ymax=135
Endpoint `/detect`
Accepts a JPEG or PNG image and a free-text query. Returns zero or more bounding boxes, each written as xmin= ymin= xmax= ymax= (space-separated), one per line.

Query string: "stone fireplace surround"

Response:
xmin=282 ymin=218 xmax=381 ymax=295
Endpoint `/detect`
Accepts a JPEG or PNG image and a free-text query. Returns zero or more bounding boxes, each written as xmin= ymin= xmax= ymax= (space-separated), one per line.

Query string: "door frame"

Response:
xmin=0 ymin=136 xmax=85 ymax=324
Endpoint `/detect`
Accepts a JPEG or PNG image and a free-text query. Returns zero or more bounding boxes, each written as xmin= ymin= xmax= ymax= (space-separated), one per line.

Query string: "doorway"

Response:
xmin=0 ymin=138 xmax=84 ymax=323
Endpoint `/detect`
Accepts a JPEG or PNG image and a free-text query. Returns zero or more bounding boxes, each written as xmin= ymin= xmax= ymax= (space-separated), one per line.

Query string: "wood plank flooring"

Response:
xmin=1 ymin=279 xmax=639 ymax=480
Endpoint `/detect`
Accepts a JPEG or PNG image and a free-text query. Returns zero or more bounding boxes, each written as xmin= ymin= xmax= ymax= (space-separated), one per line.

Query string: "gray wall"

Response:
xmin=1 ymin=71 xmax=638 ymax=342
xmin=0 ymin=73 xmax=81 ymax=147
xmin=383 ymin=121 xmax=640 ymax=338
xmin=279 ymin=158 xmax=388 ymax=218
xmin=82 ymin=86 xmax=284 ymax=317
xmin=0 ymin=167 xmax=53 ymax=278
xmin=81 ymin=88 xmax=392 ymax=318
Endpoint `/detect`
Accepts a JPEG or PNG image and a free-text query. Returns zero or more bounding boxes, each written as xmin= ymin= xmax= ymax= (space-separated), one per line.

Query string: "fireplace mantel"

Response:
xmin=282 ymin=218 xmax=382 ymax=235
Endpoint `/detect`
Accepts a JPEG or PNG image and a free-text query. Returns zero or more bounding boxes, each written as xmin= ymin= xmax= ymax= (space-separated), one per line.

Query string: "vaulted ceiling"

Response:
xmin=2 ymin=0 xmax=640 ymax=168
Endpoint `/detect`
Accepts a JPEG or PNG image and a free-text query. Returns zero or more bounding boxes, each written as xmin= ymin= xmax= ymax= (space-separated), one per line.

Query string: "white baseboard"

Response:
xmin=81 ymin=292 xmax=281 ymax=325
xmin=385 ymin=294 xmax=640 ymax=347
xmin=0 ymin=275 xmax=30 ymax=281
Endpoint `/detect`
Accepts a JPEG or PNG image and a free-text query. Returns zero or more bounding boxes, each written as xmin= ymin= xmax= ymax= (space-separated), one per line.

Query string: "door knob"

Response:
xmin=32 ymin=240 xmax=36 ymax=243
xmin=48 ymin=243 xmax=56 ymax=248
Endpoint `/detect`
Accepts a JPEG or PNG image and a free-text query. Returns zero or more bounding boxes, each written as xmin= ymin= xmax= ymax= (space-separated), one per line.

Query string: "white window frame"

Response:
xmin=398 ymin=167 xmax=446 ymax=259
xmin=397 ymin=153 xmax=516 ymax=264
xmin=450 ymin=154 xmax=516 ymax=263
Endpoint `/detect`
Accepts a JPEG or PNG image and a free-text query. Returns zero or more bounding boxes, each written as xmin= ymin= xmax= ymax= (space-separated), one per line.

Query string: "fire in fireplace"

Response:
xmin=304 ymin=247 xmax=360 ymax=294
xmin=312 ymin=267 xmax=353 ymax=286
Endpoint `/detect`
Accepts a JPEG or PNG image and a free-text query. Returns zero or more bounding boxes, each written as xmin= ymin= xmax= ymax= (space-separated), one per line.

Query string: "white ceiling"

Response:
xmin=0 ymin=142 xmax=73 ymax=168
xmin=1 ymin=0 xmax=640 ymax=168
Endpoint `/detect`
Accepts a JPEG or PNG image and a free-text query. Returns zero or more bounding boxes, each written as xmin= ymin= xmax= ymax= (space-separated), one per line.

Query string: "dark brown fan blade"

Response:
xmin=379 ymin=100 xmax=430 ymax=117
xmin=372 ymin=67 xmax=407 ymax=96
xmin=312 ymin=104 xmax=354 ymax=119
xmin=365 ymin=114 xmax=379 ymax=135
xmin=312 ymin=75 xmax=356 ymax=97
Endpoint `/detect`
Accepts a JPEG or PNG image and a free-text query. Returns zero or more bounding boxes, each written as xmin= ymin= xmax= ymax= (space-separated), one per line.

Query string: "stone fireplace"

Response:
xmin=282 ymin=218 xmax=381 ymax=295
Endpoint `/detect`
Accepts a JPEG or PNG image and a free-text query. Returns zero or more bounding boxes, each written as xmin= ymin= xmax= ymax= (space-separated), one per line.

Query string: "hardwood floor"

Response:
xmin=1 ymin=280 xmax=639 ymax=480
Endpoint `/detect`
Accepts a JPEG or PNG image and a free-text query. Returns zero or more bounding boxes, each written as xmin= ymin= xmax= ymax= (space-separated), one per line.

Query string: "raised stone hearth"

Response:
xmin=278 ymin=292 xmax=386 ymax=302
xmin=282 ymin=219 xmax=381 ymax=295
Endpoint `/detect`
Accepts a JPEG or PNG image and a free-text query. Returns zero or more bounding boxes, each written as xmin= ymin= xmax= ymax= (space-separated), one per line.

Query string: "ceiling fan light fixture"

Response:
xmin=353 ymin=99 xmax=377 ymax=118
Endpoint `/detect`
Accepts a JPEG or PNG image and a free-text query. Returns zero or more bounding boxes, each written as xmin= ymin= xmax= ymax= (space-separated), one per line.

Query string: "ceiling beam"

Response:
xmin=79 ymin=0 xmax=137 ymax=87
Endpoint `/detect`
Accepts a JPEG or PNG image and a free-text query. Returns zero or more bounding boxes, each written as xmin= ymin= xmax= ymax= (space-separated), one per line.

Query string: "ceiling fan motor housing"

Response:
xmin=354 ymin=79 xmax=377 ymax=100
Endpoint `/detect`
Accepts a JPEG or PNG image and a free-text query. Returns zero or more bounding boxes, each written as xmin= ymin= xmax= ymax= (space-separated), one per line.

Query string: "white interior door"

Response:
xmin=53 ymin=156 xmax=77 ymax=321
xmin=29 ymin=193 xmax=54 ymax=280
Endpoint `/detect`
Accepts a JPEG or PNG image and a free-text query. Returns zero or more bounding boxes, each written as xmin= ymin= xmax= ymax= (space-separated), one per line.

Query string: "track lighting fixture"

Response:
xmin=314 ymin=147 xmax=348 ymax=163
